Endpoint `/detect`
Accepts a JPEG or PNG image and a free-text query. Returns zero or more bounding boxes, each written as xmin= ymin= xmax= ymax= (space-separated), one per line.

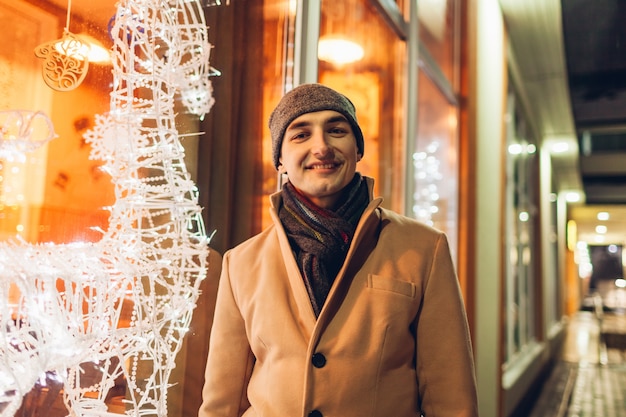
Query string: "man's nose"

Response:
xmin=310 ymin=129 xmax=331 ymax=156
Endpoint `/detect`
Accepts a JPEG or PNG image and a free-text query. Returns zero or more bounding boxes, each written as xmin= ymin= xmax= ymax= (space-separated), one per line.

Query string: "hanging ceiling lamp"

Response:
xmin=318 ymin=36 xmax=364 ymax=66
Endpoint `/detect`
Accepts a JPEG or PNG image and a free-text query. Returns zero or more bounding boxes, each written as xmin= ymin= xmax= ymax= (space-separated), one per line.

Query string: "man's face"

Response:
xmin=278 ymin=110 xmax=361 ymax=209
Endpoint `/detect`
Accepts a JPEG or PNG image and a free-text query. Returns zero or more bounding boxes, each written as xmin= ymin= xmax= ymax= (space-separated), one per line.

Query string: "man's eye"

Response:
xmin=290 ymin=132 xmax=309 ymax=141
xmin=329 ymin=127 xmax=348 ymax=135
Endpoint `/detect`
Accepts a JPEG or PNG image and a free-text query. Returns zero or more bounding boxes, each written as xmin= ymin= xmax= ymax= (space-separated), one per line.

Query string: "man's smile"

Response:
xmin=307 ymin=162 xmax=341 ymax=170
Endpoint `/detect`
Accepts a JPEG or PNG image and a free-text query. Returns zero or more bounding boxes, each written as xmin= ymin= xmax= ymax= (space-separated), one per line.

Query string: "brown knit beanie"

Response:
xmin=269 ymin=84 xmax=364 ymax=169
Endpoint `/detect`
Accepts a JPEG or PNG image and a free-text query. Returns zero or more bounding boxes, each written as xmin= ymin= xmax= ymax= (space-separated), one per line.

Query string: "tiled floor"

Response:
xmin=529 ymin=310 xmax=626 ymax=417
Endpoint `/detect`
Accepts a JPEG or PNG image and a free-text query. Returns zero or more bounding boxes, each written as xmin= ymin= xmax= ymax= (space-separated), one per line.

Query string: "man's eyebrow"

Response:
xmin=326 ymin=115 xmax=349 ymax=124
xmin=286 ymin=120 xmax=312 ymax=130
xmin=286 ymin=115 xmax=350 ymax=131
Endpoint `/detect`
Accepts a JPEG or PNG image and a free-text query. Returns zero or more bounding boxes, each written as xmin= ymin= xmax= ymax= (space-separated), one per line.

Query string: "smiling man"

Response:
xmin=199 ymin=84 xmax=478 ymax=417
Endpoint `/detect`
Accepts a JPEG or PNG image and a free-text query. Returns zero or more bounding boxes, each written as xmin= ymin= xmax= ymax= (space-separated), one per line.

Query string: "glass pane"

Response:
xmin=2 ymin=0 xmax=119 ymax=413
xmin=503 ymin=91 xmax=539 ymax=365
xmin=259 ymin=0 xmax=298 ymax=229
xmin=0 ymin=3 xmax=114 ymax=244
xmin=2 ymin=0 xmax=212 ymax=415
xmin=411 ymin=69 xmax=459 ymax=257
xmin=418 ymin=0 xmax=459 ymax=87
xmin=318 ymin=0 xmax=406 ymax=211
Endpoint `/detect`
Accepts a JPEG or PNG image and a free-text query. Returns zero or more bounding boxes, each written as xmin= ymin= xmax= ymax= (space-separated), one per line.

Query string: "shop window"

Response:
xmin=0 ymin=0 xmax=115 ymax=244
xmin=418 ymin=0 xmax=459 ymax=89
xmin=2 ymin=0 xmax=214 ymax=415
xmin=546 ymin=184 xmax=560 ymax=326
xmin=411 ymin=68 xmax=459 ymax=256
xmin=258 ymin=0 xmax=298 ymax=230
xmin=258 ymin=0 xmax=407 ymax=228
xmin=410 ymin=0 xmax=461 ymax=258
xmin=316 ymin=0 xmax=406 ymax=211
xmin=502 ymin=90 xmax=541 ymax=366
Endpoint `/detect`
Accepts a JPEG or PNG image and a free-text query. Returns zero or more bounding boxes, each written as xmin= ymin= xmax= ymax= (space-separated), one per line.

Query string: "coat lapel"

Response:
xmin=268 ymin=184 xmax=382 ymax=345
xmin=313 ymin=197 xmax=382 ymax=341
xmin=269 ymin=193 xmax=318 ymax=336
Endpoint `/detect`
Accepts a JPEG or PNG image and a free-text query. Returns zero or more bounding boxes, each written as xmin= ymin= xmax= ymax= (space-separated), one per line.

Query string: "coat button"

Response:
xmin=308 ymin=410 xmax=323 ymax=417
xmin=311 ymin=352 xmax=326 ymax=368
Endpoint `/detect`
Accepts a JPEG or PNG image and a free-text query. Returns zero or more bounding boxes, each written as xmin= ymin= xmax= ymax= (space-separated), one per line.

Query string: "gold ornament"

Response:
xmin=34 ymin=31 xmax=90 ymax=92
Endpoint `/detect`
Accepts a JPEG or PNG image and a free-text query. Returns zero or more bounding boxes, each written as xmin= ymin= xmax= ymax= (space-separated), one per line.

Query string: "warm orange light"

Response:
xmin=567 ymin=220 xmax=577 ymax=251
xmin=55 ymin=33 xmax=111 ymax=64
xmin=318 ymin=37 xmax=364 ymax=66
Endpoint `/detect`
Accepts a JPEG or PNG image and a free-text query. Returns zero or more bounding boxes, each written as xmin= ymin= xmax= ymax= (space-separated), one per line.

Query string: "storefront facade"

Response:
xmin=1 ymin=1 xmax=573 ymax=416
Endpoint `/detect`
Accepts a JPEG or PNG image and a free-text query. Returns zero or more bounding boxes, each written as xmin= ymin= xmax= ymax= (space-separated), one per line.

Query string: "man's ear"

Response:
xmin=357 ymin=153 xmax=363 ymax=162
xmin=277 ymin=161 xmax=287 ymax=174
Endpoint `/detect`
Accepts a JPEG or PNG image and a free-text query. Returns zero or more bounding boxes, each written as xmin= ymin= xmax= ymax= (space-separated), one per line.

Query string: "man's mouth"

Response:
xmin=307 ymin=163 xmax=339 ymax=170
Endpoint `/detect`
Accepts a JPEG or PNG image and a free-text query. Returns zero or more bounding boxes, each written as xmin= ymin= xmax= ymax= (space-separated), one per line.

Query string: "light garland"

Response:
xmin=0 ymin=110 xmax=57 ymax=159
xmin=412 ymin=140 xmax=443 ymax=226
xmin=0 ymin=0 xmax=216 ymax=416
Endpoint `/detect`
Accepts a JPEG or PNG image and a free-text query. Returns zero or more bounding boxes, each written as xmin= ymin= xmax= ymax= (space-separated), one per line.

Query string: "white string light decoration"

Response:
xmin=0 ymin=110 xmax=57 ymax=159
xmin=0 ymin=0 xmax=216 ymax=416
xmin=412 ymin=140 xmax=443 ymax=226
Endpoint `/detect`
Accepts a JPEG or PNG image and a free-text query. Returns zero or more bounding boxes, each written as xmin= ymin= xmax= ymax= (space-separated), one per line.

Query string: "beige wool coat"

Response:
xmin=199 ymin=180 xmax=479 ymax=417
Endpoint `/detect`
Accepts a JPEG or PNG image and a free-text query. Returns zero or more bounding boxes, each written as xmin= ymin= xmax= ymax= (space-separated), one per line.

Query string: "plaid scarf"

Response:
xmin=279 ymin=173 xmax=370 ymax=317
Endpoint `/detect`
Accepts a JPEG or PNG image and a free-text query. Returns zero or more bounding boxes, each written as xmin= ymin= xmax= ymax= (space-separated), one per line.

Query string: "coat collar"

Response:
xmin=269 ymin=175 xmax=383 ymax=337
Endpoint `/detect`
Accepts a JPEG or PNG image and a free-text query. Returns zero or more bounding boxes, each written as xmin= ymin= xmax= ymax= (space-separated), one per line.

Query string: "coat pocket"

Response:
xmin=367 ymin=274 xmax=416 ymax=298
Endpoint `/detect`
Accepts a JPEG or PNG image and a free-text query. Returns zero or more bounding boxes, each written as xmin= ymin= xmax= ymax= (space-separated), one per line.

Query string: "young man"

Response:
xmin=199 ymin=84 xmax=478 ymax=417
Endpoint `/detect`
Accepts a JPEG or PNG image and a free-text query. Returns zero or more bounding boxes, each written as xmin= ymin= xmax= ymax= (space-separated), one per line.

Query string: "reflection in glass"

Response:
xmin=412 ymin=69 xmax=459 ymax=257
xmin=418 ymin=0 xmax=459 ymax=89
xmin=318 ymin=0 xmax=405 ymax=211
xmin=503 ymin=90 xmax=540 ymax=367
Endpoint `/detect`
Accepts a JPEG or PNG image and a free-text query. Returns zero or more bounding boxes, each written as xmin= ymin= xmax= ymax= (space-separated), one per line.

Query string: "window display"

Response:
xmin=0 ymin=1 xmax=217 ymax=416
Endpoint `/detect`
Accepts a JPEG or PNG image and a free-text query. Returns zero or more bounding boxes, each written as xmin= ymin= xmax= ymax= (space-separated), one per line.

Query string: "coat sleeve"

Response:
xmin=198 ymin=250 xmax=254 ymax=417
xmin=416 ymin=233 xmax=479 ymax=417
